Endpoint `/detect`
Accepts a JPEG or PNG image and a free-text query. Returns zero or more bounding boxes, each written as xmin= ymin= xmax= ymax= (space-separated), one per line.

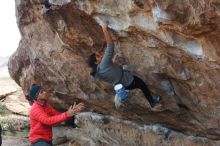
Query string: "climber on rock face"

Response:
xmin=87 ymin=21 xmax=162 ymax=111
xmin=28 ymin=84 xmax=85 ymax=146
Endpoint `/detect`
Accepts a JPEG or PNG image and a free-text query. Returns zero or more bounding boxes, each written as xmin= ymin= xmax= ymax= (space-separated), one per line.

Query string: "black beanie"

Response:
xmin=28 ymin=84 xmax=42 ymax=101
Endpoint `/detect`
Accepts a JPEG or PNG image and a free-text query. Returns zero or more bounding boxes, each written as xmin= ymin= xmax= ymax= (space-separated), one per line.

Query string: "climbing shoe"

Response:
xmin=151 ymin=96 xmax=163 ymax=112
xmin=152 ymin=96 xmax=161 ymax=105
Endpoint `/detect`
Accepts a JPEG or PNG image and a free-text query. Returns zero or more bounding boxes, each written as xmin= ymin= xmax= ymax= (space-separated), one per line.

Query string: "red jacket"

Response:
xmin=29 ymin=101 xmax=68 ymax=143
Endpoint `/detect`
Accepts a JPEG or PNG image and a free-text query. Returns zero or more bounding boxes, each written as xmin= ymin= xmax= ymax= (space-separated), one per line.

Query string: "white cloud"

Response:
xmin=0 ymin=0 xmax=21 ymax=57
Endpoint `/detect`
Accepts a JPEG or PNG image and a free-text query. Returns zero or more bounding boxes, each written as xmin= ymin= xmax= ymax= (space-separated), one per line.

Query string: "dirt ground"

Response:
xmin=0 ymin=68 xmax=30 ymax=146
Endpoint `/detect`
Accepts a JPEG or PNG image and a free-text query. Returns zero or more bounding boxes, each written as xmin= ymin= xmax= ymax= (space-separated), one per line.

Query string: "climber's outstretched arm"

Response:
xmin=99 ymin=22 xmax=115 ymax=67
xmin=101 ymin=22 xmax=113 ymax=44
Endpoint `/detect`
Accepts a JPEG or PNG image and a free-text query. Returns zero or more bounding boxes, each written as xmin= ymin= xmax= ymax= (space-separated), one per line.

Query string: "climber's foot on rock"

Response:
xmin=151 ymin=96 xmax=164 ymax=112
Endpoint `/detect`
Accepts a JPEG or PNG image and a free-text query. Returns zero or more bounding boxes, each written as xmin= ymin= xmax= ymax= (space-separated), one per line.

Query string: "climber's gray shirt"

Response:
xmin=95 ymin=43 xmax=134 ymax=87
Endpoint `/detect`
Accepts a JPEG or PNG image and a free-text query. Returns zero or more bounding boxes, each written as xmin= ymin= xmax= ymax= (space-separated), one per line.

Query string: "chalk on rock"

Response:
xmin=49 ymin=0 xmax=71 ymax=6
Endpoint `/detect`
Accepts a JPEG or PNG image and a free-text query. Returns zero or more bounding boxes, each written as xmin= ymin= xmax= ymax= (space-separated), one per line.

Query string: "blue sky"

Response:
xmin=0 ymin=0 xmax=21 ymax=57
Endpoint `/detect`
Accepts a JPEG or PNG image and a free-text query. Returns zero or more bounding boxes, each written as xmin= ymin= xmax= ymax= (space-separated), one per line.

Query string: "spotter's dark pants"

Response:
xmin=31 ymin=139 xmax=53 ymax=146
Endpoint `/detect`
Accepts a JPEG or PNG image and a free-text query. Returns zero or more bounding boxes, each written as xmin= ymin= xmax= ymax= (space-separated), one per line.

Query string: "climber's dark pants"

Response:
xmin=125 ymin=76 xmax=154 ymax=107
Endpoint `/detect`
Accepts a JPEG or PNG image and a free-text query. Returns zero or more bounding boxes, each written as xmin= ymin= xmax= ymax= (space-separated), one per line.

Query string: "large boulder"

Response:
xmin=8 ymin=0 xmax=220 ymax=145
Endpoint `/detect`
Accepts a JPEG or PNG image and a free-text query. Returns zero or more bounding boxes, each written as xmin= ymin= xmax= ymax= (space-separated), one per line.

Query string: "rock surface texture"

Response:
xmin=9 ymin=0 xmax=220 ymax=145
